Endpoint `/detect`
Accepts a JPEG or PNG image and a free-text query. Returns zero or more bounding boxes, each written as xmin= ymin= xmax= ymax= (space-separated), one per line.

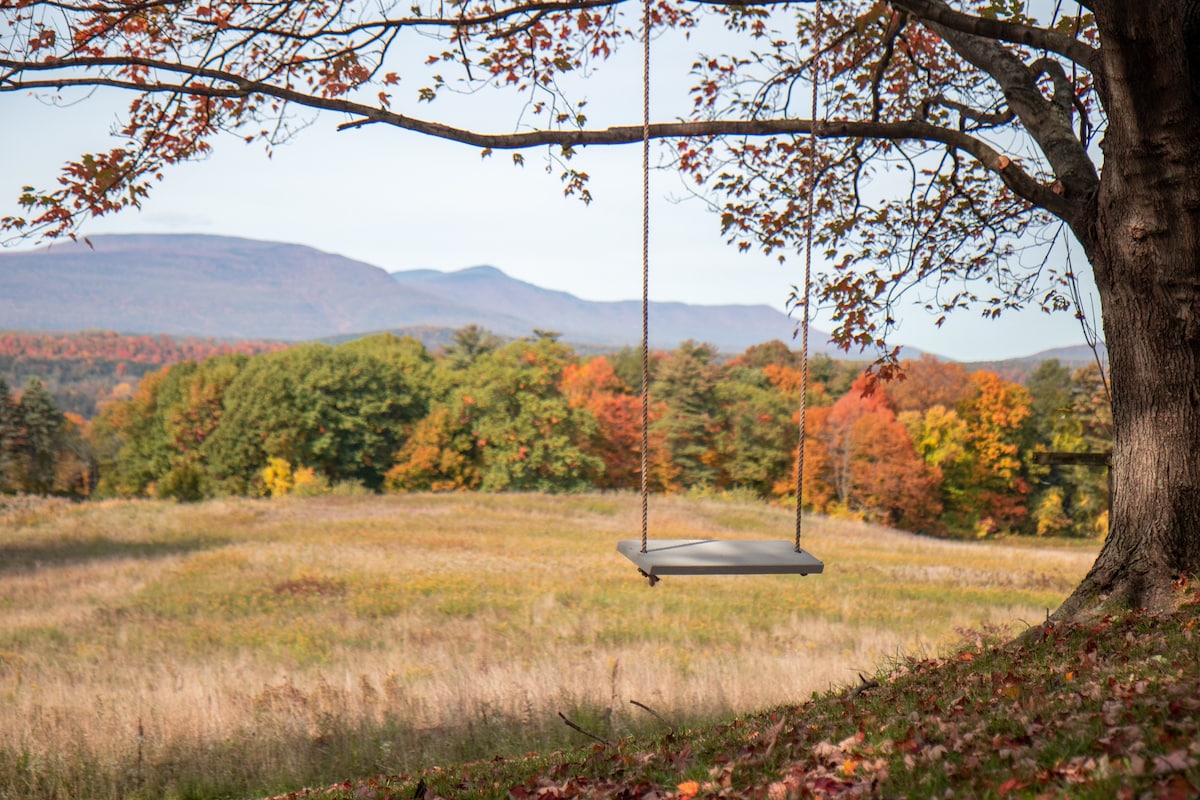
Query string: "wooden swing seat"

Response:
xmin=617 ymin=539 xmax=824 ymax=578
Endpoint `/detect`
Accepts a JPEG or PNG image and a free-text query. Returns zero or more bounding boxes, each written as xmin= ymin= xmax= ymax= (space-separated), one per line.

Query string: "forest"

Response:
xmin=0 ymin=331 xmax=288 ymax=417
xmin=0 ymin=327 xmax=1111 ymax=539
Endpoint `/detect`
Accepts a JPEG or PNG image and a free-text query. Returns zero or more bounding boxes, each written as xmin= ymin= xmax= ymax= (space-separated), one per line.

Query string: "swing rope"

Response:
xmin=637 ymin=0 xmax=819 ymax=557
xmin=793 ymin=0 xmax=821 ymax=552
xmin=639 ymin=0 xmax=652 ymax=555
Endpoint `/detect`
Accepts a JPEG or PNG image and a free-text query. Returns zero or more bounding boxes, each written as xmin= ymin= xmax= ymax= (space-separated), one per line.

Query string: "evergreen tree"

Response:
xmin=0 ymin=378 xmax=19 ymax=492
xmin=650 ymin=341 xmax=725 ymax=490
xmin=15 ymin=377 xmax=66 ymax=495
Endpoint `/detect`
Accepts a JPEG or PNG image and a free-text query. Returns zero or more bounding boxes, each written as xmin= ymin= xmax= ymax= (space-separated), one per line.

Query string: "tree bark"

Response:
xmin=1057 ymin=1 xmax=1200 ymax=617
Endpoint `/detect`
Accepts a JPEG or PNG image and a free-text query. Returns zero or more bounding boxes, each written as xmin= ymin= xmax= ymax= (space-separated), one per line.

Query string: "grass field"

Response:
xmin=0 ymin=493 xmax=1100 ymax=800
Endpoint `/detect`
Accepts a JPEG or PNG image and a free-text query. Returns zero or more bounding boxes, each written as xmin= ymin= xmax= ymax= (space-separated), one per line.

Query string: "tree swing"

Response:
xmin=616 ymin=0 xmax=824 ymax=583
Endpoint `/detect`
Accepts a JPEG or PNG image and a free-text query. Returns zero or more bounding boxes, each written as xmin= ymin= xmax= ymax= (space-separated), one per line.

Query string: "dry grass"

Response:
xmin=0 ymin=493 xmax=1099 ymax=799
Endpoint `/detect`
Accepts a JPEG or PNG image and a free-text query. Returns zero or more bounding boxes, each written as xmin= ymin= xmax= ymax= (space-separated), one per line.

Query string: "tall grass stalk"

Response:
xmin=0 ymin=493 xmax=1097 ymax=799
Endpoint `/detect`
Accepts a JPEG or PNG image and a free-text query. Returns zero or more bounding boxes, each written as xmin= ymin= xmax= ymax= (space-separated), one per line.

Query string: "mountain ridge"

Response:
xmin=0 ymin=233 xmax=830 ymax=354
xmin=0 ymin=233 xmax=1101 ymax=363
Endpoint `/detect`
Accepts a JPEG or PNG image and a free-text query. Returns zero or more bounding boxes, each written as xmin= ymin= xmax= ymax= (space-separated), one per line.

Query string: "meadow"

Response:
xmin=0 ymin=493 xmax=1099 ymax=800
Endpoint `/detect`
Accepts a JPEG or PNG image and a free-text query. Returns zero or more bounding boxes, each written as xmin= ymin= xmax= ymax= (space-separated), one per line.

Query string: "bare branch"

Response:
xmin=921 ymin=94 xmax=1015 ymax=127
xmin=891 ymin=0 xmax=1100 ymax=72
xmin=870 ymin=10 xmax=908 ymax=122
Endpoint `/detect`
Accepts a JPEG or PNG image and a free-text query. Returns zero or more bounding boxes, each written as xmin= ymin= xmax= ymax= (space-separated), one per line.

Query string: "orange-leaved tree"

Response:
xmin=805 ymin=374 xmax=942 ymax=530
xmin=561 ymin=356 xmax=644 ymax=491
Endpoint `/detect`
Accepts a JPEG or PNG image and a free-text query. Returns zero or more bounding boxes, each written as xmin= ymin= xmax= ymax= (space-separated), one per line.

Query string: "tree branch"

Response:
xmin=911 ymin=8 xmax=1099 ymax=212
xmin=891 ymin=0 xmax=1100 ymax=73
xmin=0 ymin=27 xmax=1079 ymax=221
xmin=182 ymin=0 xmax=624 ymax=41
xmin=921 ymin=94 xmax=1015 ymax=128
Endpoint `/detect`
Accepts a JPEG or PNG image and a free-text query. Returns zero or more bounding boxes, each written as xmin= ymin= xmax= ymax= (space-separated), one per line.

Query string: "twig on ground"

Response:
xmin=846 ymin=673 xmax=880 ymax=699
xmin=558 ymin=712 xmax=609 ymax=745
xmin=630 ymin=699 xmax=673 ymax=730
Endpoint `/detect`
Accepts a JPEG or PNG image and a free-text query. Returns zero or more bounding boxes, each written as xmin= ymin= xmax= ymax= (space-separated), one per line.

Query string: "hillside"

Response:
xmin=0 ymin=234 xmax=828 ymax=354
xmin=307 ymin=588 xmax=1200 ymax=800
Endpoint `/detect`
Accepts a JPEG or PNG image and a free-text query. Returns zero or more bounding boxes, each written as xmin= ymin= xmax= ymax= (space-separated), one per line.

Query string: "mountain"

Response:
xmin=0 ymin=234 xmax=474 ymax=341
xmin=0 ymin=234 xmax=831 ymax=354
xmin=388 ymin=264 xmax=828 ymax=353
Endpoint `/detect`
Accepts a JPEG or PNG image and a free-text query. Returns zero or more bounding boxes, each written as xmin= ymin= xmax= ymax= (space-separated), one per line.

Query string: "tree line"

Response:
xmin=4 ymin=328 xmax=1111 ymax=539
xmin=0 ymin=331 xmax=288 ymax=418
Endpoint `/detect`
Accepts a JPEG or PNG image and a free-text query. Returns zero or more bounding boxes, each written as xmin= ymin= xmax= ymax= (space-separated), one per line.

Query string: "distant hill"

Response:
xmin=0 ymin=235 xmax=470 ymax=341
xmin=0 ymin=234 xmax=835 ymax=354
xmin=963 ymin=342 xmax=1109 ymax=384
xmin=388 ymin=264 xmax=841 ymax=354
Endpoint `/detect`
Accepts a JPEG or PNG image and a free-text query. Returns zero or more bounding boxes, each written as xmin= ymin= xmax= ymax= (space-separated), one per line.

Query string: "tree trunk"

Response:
xmin=1058 ymin=2 xmax=1200 ymax=617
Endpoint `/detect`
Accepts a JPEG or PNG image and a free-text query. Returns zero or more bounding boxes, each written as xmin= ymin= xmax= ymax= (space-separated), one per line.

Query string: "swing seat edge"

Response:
xmin=616 ymin=538 xmax=824 ymax=577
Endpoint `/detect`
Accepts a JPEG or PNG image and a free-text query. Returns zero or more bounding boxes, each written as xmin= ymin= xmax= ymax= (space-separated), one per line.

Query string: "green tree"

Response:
xmin=0 ymin=378 xmax=19 ymax=492
xmin=650 ymin=341 xmax=725 ymax=491
xmin=90 ymin=355 xmax=248 ymax=499
xmin=607 ymin=347 xmax=653 ymax=398
xmin=1025 ymin=359 xmax=1076 ymax=535
xmin=14 ymin=377 xmax=65 ymax=494
xmin=1031 ymin=363 xmax=1113 ymax=537
xmin=458 ymin=338 xmax=602 ymax=492
xmin=441 ymin=325 xmax=503 ymax=373
xmin=1026 ymin=360 xmax=1074 ymax=444
xmin=206 ymin=342 xmax=429 ymax=493
xmin=714 ymin=363 xmax=800 ymax=498
xmin=91 ymin=366 xmax=174 ymax=497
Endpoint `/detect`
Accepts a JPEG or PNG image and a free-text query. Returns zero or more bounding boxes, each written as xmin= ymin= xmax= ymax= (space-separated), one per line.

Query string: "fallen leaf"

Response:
xmin=1153 ymin=750 xmax=1195 ymax=774
xmin=997 ymin=778 xmax=1026 ymax=796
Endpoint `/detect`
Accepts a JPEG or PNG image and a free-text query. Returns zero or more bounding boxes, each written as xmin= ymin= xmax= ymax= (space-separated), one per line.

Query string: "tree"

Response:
xmin=956 ymin=370 xmax=1035 ymax=535
xmin=204 ymin=341 xmax=428 ymax=493
xmin=650 ymin=341 xmax=725 ymax=490
xmin=806 ymin=374 xmax=942 ymax=529
xmin=886 ymin=355 xmax=974 ymax=415
xmin=1028 ymin=361 xmax=1112 ymax=537
xmin=450 ymin=338 xmax=603 ymax=492
xmin=441 ymin=326 xmax=503 ymax=373
xmin=714 ymin=364 xmax=800 ymax=497
xmin=3 ymin=0 xmax=1199 ymax=616
xmin=561 ymin=356 xmax=643 ymax=490
xmin=14 ymin=377 xmax=66 ymax=494
xmin=0 ymin=378 xmax=19 ymax=492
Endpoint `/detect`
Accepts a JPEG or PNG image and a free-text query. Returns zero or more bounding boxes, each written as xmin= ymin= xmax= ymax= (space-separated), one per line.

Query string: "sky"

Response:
xmin=0 ymin=23 xmax=1103 ymax=362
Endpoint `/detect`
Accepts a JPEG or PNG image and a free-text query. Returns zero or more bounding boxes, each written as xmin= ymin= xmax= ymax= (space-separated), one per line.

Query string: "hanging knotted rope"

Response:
xmin=793 ymin=0 xmax=821 ymax=553
xmin=639 ymin=0 xmax=652 ymax=555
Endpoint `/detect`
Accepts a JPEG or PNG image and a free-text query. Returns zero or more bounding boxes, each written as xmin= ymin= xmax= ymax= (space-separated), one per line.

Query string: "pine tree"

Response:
xmin=0 ymin=378 xmax=20 ymax=492
xmin=15 ymin=378 xmax=66 ymax=495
